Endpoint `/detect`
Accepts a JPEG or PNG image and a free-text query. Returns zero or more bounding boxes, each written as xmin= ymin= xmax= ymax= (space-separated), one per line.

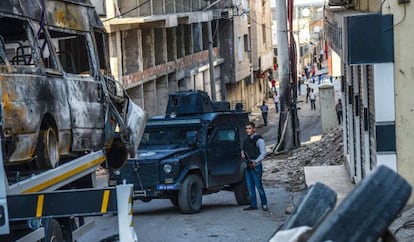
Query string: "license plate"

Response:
xmin=156 ymin=184 xmax=178 ymax=190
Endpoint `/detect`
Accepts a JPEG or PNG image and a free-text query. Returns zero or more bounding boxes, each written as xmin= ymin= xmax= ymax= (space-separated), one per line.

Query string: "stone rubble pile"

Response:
xmin=262 ymin=127 xmax=344 ymax=192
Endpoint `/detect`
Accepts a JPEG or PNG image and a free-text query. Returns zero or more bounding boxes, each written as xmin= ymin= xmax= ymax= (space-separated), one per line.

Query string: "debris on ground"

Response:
xmin=261 ymin=126 xmax=414 ymax=242
xmin=262 ymin=126 xmax=344 ymax=192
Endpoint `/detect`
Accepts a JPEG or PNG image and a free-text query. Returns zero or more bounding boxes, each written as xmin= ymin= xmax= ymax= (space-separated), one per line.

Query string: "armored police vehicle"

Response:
xmin=111 ymin=91 xmax=250 ymax=213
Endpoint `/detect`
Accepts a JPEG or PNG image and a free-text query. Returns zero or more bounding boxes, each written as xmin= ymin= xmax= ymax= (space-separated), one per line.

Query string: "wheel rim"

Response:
xmin=49 ymin=235 xmax=57 ymax=242
xmin=45 ymin=128 xmax=59 ymax=168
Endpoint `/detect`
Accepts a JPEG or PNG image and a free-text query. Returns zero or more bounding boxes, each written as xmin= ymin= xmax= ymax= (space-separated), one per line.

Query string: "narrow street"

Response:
xmin=253 ymin=78 xmax=340 ymax=145
xmin=79 ymin=80 xmax=342 ymax=242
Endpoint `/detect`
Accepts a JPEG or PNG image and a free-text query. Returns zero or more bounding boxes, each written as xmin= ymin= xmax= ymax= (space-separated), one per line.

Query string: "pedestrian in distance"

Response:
xmin=310 ymin=89 xmax=316 ymax=110
xmin=270 ymin=78 xmax=276 ymax=93
xmin=273 ymin=92 xmax=280 ymax=113
xmin=336 ymin=98 xmax=343 ymax=125
xmin=304 ymin=65 xmax=309 ymax=79
xmin=241 ymin=122 xmax=268 ymax=211
xmin=297 ymin=77 xmax=302 ymax=96
xmin=306 ymin=84 xmax=311 ymax=103
xmin=260 ymin=101 xmax=269 ymax=126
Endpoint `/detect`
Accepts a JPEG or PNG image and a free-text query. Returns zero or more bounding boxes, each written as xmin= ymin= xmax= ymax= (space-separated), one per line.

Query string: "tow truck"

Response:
xmin=0 ymin=0 xmax=147 ymax=241
xmin=0 ymin=150 xmax=138 ymax=241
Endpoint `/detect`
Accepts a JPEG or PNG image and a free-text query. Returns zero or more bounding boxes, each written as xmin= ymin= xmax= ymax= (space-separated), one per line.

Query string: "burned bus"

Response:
xmin=0 ymin=0 xmax=146 ymax=169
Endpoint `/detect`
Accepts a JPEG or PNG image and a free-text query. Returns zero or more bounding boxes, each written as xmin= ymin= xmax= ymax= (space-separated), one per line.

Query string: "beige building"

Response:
xmin=325 ymin=0 xmax=414 ymax=203
xmin=93 ymin=0 xmax=273 ymax=117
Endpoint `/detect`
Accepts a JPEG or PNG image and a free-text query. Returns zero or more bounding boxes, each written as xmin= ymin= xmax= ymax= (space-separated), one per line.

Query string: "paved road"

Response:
xmin=78 ymin=188 xmax=305 ymax=242
xmin=253 ymin=81 xmax=326 ymax=145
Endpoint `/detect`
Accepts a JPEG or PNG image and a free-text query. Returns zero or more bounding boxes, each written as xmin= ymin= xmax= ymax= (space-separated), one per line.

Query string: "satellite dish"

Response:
xmin=313 ymin=26 xmax=320 ymax=33
xmin=302 ymin=8 xmax=310 ymax=17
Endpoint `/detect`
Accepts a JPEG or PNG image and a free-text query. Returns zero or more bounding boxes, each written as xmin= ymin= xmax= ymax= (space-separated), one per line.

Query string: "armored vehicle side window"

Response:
xmin=0 ymin=17 xmax=38 ymax=66
xmin=48 ymin=29 xmax=92 ymax=76
xmin=211 ymin=128 xmax=237 ymax=142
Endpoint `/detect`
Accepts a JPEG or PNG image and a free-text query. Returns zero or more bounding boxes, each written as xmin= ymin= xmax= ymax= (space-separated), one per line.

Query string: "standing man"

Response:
xmin=241 ymin=122 xmax=268 ymax=211
xmin=336 ymin=98 xmax=343 ymax=124
xmin=310 ymin=89 xmax=317 ymax=110
xmin=273 ymin=92 xmax=280 ymax=113
xmin=260 ymin=101 xmax=269 ymax=126
xmin=306 ymin=84 xmax=311 ymax=103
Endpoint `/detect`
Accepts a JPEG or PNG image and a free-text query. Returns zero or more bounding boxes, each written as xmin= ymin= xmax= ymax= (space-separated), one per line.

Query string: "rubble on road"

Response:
xmin=262 ymin=127 xmax=344 ymax=192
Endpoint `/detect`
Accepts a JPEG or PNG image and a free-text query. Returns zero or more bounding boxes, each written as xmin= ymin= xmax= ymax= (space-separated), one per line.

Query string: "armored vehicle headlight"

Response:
xmin=163 ymin=164 xmax=173 ymax=174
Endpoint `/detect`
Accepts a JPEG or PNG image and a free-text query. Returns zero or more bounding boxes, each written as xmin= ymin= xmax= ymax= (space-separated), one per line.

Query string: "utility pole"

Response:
xmin=274 ymin=0 xmax=300 ymax=151
xmin=202 ymin=4 xmax=217 ymax=101
xmin=207 ymin=20 xmax=216 ymax=101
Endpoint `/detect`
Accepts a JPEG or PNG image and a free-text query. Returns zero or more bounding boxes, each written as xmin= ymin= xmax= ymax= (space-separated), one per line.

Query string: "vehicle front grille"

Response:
xmin=119 ymin=160 xmax=159 ymax=189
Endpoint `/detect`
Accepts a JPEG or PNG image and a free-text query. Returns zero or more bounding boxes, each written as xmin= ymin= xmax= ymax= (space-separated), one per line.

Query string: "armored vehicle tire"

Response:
xmin=36 ymin=127 xmax=59 ymax=169
xmin=178 ymin=174 xmax=203 ymax=214
xmin=308 ymin=165 xmax=412 ymax=242
xmin=234 ymin=178 xmax=250 ymax=205
xmin=44 ymin=219 xmax=64 ymax=242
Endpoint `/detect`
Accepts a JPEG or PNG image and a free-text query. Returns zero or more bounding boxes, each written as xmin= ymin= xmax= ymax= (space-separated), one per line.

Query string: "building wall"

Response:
xmin=226 ymin=77 xmax=268 ymax=114
xmin=232 ymin=15 xmax=251 ymax=83
xmin=382 ymin=0 xmax=414 ymax=204
xmin=325 ymin=0 xmax=414 ymax=203
xmin=249 ymin=0 xmax=273 ymax=72
xmin=102 ymin=1 xmax=226 ymax=117
xmin=101 ymin=0 xmax=273 ymax=117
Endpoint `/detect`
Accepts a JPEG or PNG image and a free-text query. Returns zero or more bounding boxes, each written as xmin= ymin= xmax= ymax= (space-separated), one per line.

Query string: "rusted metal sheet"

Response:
xmin=0 ymin=0 xmax=103 ymax=31
xmin=47 ymin=1 xmax=89 ymax=31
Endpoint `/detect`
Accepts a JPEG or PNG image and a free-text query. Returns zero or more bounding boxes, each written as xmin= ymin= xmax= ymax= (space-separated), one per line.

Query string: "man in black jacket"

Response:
xmin=241 ymin=122 xmax=268 ymax=211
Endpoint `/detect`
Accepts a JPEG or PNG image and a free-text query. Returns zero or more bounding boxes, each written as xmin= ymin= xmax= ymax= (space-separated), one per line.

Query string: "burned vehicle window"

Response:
xmin=94 ymin=31 xmax=109 ymax=72
xmin=48 ymin=29 xmax=92 ymax=75
xmin=0 ymin=17 xmax=38 ymax=66
xmin=140 ymin=126 xmax=201 ymax=148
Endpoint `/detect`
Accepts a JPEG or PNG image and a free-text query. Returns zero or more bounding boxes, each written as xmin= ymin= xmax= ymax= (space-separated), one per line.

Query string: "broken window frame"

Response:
xmin=46 ymin=26 xmax=95 ymax=77
xmin=0 ymin=17 xmax=44 ymax=67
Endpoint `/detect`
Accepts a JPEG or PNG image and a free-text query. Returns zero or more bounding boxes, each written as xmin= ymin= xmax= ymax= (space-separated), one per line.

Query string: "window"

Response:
xmin=0 ymin=17 xmax=40 ymax=66
xmin=244 ymin=34 xmax=249 ymax=52
xmin=94 ymin=31 xmax=108 ymax=71
xmin=262 ymin=24 xmax=266 ymax=45
xmin=140 ymin=127 xmax=201 ymax=147
xmin=48 ymin=29 xmax=92 ymax=75
xmin=211 ymin=128 xmax=237 ymax=142
xmin=238 ymin=36 xmax=242 ymax=62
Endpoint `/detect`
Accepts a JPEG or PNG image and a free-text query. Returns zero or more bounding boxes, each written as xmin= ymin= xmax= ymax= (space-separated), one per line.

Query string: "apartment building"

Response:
xmin=92 ymin=0 xmax=273 ymax=116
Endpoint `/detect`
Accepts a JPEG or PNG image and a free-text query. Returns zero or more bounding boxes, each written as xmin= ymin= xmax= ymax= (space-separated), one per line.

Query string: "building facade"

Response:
xmin=325 ymin=0 xmax=414 ymax=203
xmin=93 ymin=0 xmax=273 ymax=116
